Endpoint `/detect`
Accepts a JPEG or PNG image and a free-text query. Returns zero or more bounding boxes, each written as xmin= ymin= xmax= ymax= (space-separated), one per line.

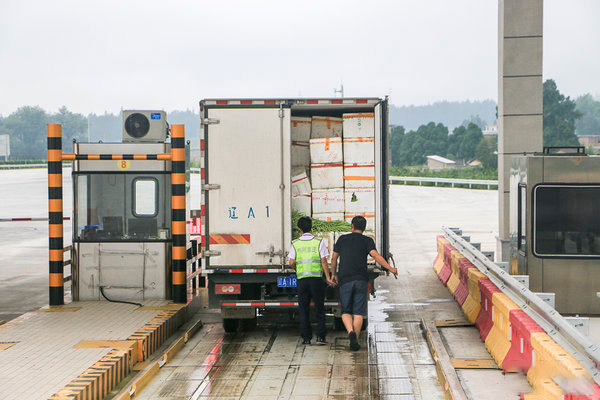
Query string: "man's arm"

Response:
xmin=369 ymin=250 xmax=398 ymax=275
xmin=330 ymin=252 xmax=339 ymax=284
xmin=289 ymin=258 xmax=296 ymax=270
xmin=320 ymin=258 xmax=331 ymax=282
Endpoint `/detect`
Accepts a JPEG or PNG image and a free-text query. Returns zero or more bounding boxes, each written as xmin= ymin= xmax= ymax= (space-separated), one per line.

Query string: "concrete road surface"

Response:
xmin=0 ymin=169 xmax=532 ymax=398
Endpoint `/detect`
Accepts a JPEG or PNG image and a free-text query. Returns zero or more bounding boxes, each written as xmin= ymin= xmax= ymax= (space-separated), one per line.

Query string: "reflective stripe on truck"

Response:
xmin=222 ymin=301 xmax=341 ymax=307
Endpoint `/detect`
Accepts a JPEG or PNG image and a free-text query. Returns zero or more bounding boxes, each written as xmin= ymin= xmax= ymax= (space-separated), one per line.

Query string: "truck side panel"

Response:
xmin=204 ymin=106 xmax=291 ymax=268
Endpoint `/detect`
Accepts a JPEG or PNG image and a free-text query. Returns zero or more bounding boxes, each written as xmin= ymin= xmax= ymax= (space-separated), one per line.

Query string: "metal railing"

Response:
xmin=391 ymin=176 xmax=498 ymax=189
xmin=63 ymin=245 xmax=72 ymax=283
xmin=443 ymin=226 xmax=600 ymax=384
xmin=192 ymin=169 xmax=498 ymax=190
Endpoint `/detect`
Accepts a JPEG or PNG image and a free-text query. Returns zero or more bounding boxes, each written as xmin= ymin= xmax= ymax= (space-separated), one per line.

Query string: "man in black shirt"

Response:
xmin=330 ymin=216 xmax=397 ymax=351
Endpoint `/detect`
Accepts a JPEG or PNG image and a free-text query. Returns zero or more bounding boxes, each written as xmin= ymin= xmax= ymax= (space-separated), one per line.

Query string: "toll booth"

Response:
xmin=509 ymin=148 xmax=600 ymax=314
xmin=73 ymin=142 xmax=176 ymax=301
xmin=51 ymin=111 xmax=191 ymax=303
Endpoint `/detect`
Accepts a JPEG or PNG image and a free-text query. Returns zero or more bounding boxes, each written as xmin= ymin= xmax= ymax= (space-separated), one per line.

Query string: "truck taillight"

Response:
xmin=215 ymin=284 xmax=241 ymax=294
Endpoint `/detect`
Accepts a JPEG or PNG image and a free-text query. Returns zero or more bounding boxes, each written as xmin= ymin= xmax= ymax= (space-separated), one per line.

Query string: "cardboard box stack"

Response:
xmin=291 ymin=112 xmax=377 ymax=241
xmin=342 ymin=113 xmax=376 ymax=231
xmin=291 ymin=117 xmax=313 ymax=216
xmin=310 ymin=117 xmax=344 ymax=223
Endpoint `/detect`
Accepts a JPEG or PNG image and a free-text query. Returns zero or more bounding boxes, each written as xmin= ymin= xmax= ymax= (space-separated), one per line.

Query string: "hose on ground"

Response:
xmin=99 ymin=286 xmax=143 ymax=307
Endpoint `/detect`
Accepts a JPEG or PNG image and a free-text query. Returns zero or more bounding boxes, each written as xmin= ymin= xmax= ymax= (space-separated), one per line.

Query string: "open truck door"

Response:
xmin=203 ymin=104 xmax=292 ymax=269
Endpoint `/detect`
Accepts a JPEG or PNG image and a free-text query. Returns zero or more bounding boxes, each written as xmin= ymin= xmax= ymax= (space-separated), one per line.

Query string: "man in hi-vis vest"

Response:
xmin=289 ymin=216 xmax=332 ymax=345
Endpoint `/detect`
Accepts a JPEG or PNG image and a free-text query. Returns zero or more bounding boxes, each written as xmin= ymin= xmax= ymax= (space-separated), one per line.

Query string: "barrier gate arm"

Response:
xmin=442 ymin=226 xmax=600 ymax=385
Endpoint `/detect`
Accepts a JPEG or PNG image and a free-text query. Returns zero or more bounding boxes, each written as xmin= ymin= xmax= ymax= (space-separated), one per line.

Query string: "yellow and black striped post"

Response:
xmin=171 ymin=125 xmax=187 ymax=303
xmin=47 ymin=124 xmax=64 ymax=305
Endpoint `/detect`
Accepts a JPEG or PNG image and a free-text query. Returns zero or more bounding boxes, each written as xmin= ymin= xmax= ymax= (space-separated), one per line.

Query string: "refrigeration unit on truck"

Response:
xmin=199 ymin=97 xmax=391 ymax=332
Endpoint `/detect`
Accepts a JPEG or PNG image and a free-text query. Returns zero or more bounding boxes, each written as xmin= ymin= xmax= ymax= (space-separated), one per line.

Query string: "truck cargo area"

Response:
xmin=200 ymin=98 xmax=389 ymax=332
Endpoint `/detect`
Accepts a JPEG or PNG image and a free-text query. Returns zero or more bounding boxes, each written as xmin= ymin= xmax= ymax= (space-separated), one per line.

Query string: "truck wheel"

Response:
xmin=223 ymin=318 xmax=239 ymax=333
xmin=334 ymin=317 xmax=345 ymax=331
xmin=361 ymin=318 xmax=368 ymax=331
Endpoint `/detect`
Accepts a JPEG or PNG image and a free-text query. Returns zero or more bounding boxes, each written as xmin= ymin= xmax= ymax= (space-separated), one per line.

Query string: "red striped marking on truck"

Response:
xmin=209 ymin=234 xmax=251 ymax=245
xmin=202 ymin=99 xmax=378 ymax=106
xmin=204 ymin=268 xmax=282 ymax=274
xmin=221 ymin=301 xmax=341 ymax=307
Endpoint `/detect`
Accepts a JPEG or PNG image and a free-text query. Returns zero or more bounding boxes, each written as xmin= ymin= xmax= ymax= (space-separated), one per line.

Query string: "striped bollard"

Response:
xmin=47 ymin=124 xmax=64 ymax=305
xmin=171 ymin=125 xmax=187 ymax=303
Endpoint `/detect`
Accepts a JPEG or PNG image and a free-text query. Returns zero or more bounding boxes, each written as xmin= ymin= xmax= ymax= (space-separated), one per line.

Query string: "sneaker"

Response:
xmin=316 ymin=336 xmax=327 ymax=345
xmin=348 ymin=331 xmax=360 ymax=351
xmin=302 ymin=338 xmax=311 ymax=345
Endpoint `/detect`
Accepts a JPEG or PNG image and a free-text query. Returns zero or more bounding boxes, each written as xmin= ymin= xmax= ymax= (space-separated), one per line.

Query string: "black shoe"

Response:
xmin=316 ymin=336 xmax=327 ymax=345
xmin=348 ymin=331 xmax=360 ymax=351
xmin=302 ymin=338 xmax=311 ymax=345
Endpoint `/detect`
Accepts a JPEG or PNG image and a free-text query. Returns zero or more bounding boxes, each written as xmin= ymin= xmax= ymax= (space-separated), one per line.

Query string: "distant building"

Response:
xmin=578 ymin=135 xmax=600 ymax=147
xmin=0 ymin=134 xmax=9 ymax=161
xmin=427 ymin=155 xmax=456 ymax=171
xmin=482 ymin=124 xmax=498 ymax=137
xmin=468 ymin=159 xmax=483 ymax=168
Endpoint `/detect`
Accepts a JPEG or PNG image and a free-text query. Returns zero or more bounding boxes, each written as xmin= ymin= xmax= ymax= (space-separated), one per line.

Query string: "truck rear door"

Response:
xmin=374 ymin=98 xmax=390 ymax=260
xmin=203 ymin=103 xmax=291 ymax=268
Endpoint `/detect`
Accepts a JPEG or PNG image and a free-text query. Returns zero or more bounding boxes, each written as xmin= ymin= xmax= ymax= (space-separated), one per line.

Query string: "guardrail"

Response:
xmin=192 ymin=169 xmax=498 ymax=190
xmin=442 ymin=226 xmax=600 ymax=385
xmin=390 ymin=176 xmax=498 ymax=189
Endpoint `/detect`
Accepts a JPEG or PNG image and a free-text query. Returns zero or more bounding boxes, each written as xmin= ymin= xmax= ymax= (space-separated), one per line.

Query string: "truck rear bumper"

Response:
xmin=221 ymin=300 xmax=342 ymax=319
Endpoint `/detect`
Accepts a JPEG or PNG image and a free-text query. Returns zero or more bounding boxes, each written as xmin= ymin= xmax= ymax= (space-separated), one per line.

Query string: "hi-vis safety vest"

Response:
xmin=292 ymin=237 xmax=322 ymax=279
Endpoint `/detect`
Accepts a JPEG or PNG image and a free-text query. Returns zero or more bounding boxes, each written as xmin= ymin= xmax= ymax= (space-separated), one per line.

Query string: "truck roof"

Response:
xmin=200 ymin=97 xmax=383 ymax=107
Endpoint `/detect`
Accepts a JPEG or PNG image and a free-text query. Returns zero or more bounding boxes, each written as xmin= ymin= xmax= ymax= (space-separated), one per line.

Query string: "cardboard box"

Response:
xmin=313 ymin=231 xmax=334 ymax=263
xmin=344 ymin=213 xmax=376 ymax=232
xmin=343 ymin=163 xmax=375 ymax=188
xmin=291 ymin=167 xmax=311 ymax=196
xmin=310 ymin=137 xmax=343 ymax=164
xmin=311 ymin=162 xmax=343 ymax=189
xmin=313 ymin=212 xmax=345 ymax=223
xmin=345 ymin=188 xmax=375 ymax=213
xmin=311 ymin=116 xmax=342 ymax=139
xmin=312 ymin=188 xmax=345 ymax=214
xmin=291 ymin=116 xmax=312 ymax=142
xmin=292 ymin=194 xmax=311 ymax=216
xmin=292 ymin=141 xmax=310 ymax=167
xmin=342 ymin=113 xmax=374 ymax=138
xmin=343 ymin=137 xmax=374 ymax=164
xmin=335 ymin=229 xmax=376 ymax=261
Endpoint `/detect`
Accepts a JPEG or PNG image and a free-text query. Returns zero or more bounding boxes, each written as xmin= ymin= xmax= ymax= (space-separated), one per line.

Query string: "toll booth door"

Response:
xmin=204 ymin=107 xmax=291 ymax=267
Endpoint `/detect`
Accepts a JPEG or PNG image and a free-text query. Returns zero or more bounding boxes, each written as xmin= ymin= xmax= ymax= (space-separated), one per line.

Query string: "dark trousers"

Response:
xmin=297 ymin=277 xmax=326 ymax=340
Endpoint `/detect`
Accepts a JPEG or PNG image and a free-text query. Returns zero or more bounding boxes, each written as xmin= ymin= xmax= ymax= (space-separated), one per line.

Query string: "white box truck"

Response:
xmin=199 ymin=97 xmax=390 ymax=332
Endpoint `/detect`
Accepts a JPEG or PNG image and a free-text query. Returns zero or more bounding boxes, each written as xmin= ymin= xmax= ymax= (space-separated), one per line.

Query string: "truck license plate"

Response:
xmin=277 ymin=274 xmax=297 ymax=288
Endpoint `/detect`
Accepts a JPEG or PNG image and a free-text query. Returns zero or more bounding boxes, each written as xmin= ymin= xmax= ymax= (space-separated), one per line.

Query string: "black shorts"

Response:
xmin=339 ymin=280 xmax=368 ymax=316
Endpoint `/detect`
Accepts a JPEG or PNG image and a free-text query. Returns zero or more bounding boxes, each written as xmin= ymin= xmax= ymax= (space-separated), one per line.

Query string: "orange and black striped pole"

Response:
xmin=171 ymin=125 xmax=187 ymax=303
xmin=47 ymin=124 xmax=64 ymax=305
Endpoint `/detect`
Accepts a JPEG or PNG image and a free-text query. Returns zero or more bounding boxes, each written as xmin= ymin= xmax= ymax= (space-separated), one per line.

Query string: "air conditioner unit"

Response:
xmin=122 ymin=110 xmax=168 ymax=142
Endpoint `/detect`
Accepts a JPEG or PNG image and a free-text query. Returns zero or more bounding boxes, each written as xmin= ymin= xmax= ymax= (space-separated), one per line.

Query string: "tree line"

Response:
xmin=0 ymin=79 xmax=597 ymax=161
xmin=389 ymin=79 xmax=596 ymax=170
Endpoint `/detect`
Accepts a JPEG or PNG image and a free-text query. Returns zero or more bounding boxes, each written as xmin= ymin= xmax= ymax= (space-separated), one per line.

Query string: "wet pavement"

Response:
xmin=1 ymin=170 xmax=535 ymax=399
xmin=137 ymin=321 xmax=379 ymax=399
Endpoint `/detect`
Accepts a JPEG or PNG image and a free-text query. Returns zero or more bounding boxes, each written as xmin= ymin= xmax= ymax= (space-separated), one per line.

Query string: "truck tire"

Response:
xmin=223 ymin=318 xmax=239 ymax=333
xmin=361 ymin=318 xmax=368 ymax=331
xmin=334 ymin=317 xmax=345 ymax=331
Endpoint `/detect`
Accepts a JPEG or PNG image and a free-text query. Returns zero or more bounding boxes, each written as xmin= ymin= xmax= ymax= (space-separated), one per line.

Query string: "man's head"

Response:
xmin=297 ymin=216 xmax=312 ymax=234
xmin=351 ymin=216 xmax=367 ymax=233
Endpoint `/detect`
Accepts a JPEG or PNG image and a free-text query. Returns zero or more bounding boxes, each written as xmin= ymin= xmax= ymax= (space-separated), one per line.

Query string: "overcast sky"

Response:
xmin=0 ymin=0 xmax=598 ymax=115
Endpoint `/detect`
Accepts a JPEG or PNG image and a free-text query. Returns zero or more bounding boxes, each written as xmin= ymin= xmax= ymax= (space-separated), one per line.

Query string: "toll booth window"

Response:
xmin=74 ymin=173 xmax=170 ymax=241
xmin=534 ymin=185 xmax=600 ymax=257
xmin=133 ymin=178 xmax=158 ymax=217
